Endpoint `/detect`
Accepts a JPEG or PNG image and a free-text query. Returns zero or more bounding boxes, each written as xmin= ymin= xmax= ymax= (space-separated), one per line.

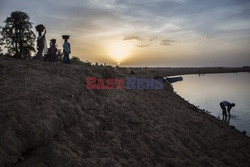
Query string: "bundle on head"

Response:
xmin=62 ymin=35 xmax=70 ymax=39
xmin=35 ymin=24 xmax=45 ymax=32
xmin=50 ymin=39 xmax=56 ymax=43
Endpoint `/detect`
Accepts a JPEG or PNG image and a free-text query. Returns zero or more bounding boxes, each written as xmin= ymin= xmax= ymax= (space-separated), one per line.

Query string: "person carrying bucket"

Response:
xmin=62 ymin=35 xmax=71 ymax=64
xmin=35 ymin=24 xmax=48 ymax=60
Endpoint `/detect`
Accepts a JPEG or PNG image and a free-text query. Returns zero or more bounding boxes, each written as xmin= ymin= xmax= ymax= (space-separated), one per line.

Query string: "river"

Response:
xmin=172 ymin=72 xmax=250 ymax=135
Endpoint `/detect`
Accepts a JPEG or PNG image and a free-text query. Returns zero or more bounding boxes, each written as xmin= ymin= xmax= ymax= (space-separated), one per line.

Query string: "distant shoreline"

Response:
xmin=168 ymin=71 xmax=249 ymax=77
xmin=123 ymin=65 xmax=250 ymax=79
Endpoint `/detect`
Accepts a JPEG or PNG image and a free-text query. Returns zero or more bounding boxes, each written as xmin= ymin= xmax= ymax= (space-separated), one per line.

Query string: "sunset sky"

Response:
xmin=0 ymin=0 xmax=250 ymax=66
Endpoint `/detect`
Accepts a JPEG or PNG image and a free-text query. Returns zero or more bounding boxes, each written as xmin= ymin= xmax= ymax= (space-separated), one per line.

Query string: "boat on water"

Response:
xmin=165 ymin=76 xmax=183 ymax=83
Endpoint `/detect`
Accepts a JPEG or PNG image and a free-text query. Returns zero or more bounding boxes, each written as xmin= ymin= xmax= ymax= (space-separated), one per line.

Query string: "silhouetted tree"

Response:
xmin=84 ymin=60 xmax=92 ymax=66
xmin=0 ymin=11 xmax=36 ymax=59
xmin=70 ymin=56 xmax=82 ymax=64
xmin=0 ymin=31 xmax=3 ymax=54
xmin=0 ymin=42 xmax=3 ymax=54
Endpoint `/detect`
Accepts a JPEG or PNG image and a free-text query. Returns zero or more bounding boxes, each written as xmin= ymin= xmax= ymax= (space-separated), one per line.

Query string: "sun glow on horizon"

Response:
xmin=107 ymin=42 xmax=132 ymax=63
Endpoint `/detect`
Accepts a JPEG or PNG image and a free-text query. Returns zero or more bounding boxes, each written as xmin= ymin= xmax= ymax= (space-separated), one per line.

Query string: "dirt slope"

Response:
xmin=0 ymin=57 xmax=249 ymax=167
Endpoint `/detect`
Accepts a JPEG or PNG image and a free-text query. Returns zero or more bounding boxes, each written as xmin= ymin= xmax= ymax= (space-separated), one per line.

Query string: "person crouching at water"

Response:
xmin=62 ymin=35 xmax=71 ymax=64
xmin=220 ymin=101 xmax=235 ymax=117
xmin=49 ymin=39 xmax=57 ymax=62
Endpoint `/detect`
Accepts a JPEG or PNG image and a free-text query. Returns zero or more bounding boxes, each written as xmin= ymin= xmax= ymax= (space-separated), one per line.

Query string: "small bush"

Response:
xmin=101 ymin=68 xmax=115 ymax=79
xmin=70 ymin=56 xmax=82 ymax=64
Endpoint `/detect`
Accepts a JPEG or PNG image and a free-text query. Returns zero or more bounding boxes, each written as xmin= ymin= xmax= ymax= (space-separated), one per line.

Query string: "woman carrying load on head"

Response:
xmin=62 ymin=35 xmax=71 ymax=64
xmin=35 ymin=24 xmax=48 ymax=60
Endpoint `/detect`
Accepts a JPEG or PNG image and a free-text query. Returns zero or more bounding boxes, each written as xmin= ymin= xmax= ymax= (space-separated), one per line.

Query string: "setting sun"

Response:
xmin=107 ymin=42 xmax=132 ymax=63
xmin=1 ymin=1 xmax=250 ymax=166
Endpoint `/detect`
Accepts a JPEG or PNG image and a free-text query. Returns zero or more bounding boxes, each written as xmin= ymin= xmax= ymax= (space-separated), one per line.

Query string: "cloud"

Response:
xmin=123 ymin=36 xmax=142 ymax=41
xmin=0 ymin=0 xmax=250 ymax=66
xmin=200 ymin=35 xmax=208 ymax=39
xmin=160 ymin=39 xmax=176 ymax=46
xmin=136 ymin=44 xmax=151 ymax=48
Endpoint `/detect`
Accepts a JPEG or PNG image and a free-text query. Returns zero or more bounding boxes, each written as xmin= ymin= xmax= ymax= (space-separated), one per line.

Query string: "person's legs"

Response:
xmin=65 ymin=54 xmax=70 ymax=64
xmin=54 ymin=54 xmax=58 ymax=62
xmin=63 ymin=53 xmax=67 ymax=63
xmin=68 ymin=55 xmax=70 ymax=64
xmin=220 ymin=102 xmax=227 ymax=117
xmin=51 ymin=54 xmax=56 ymax=62
xmin=226 ymin=115 xmax=231 ymax=124
xmin=36 ymin=47 xmax=43 ymax=60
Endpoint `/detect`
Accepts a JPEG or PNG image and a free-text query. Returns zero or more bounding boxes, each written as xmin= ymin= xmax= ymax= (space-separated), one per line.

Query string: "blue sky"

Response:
xmin=0 ymin=0 xmax=250 ymax=66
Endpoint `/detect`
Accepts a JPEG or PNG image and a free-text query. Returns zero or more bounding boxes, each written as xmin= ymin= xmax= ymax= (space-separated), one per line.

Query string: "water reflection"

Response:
xmin=173 ymin=72 xmax=250 ymax=135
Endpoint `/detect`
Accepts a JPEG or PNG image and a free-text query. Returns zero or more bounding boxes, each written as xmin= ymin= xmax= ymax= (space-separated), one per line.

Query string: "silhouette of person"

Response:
xmin=62 ymin=35 xmax=71 ymax=64
xmin=131 ymin=70 xmax=135 ymax=75
xmin=226 ymin=115 xmax=231 ymax=124
xmin=222 ymin=112 xmax=231 ymax=124
xmin=49 ymin=39 xmax=57 ymax=62
xmin=35 ymin=25 xmax=47 ymax=60
xmin=220 ymin=101 xmax=235 ymax=120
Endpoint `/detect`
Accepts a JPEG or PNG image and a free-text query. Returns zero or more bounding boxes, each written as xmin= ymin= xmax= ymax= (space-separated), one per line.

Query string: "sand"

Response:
xmin=0 ymin=56 xmax=250 ymax=167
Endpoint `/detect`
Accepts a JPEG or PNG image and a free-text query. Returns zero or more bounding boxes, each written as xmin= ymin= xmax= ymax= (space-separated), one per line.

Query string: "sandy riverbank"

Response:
xmin=0 ymin=56 xmax=249 ymax=166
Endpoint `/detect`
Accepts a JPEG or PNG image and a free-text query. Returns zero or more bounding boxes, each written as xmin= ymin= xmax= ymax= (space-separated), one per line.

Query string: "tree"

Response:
xmin=0 ymin=11 xmax=36 ymax=59
xmin=0 ymin=42 xmax=3 ymax=54
xmin=70 ymin=56 xmax=82 ymax=64
xmin=0 ymin=31 xmax=3 ymax=54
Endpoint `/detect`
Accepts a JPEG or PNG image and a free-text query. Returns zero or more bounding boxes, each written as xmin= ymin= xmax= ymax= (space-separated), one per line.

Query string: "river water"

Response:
xmin=172 ymin=72 xmax=250 ymax=135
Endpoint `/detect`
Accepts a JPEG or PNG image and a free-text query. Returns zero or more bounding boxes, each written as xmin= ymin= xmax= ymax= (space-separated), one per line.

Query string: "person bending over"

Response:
xmin=220 ymin=101 xmax=235 ymax=117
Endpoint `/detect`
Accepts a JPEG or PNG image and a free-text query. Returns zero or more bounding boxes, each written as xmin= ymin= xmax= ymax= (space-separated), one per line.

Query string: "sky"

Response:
xmin=0 ymin=0 xmax=250 ymax=67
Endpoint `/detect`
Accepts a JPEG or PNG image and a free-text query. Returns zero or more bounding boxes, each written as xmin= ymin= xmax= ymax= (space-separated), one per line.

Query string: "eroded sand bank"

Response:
xmin=0 ymin=57 xmax=249 ymax=166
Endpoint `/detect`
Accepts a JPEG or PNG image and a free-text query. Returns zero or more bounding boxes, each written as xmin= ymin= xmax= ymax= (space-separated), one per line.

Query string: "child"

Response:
xmin=49 ymin=39 xmax=57 ymax=62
